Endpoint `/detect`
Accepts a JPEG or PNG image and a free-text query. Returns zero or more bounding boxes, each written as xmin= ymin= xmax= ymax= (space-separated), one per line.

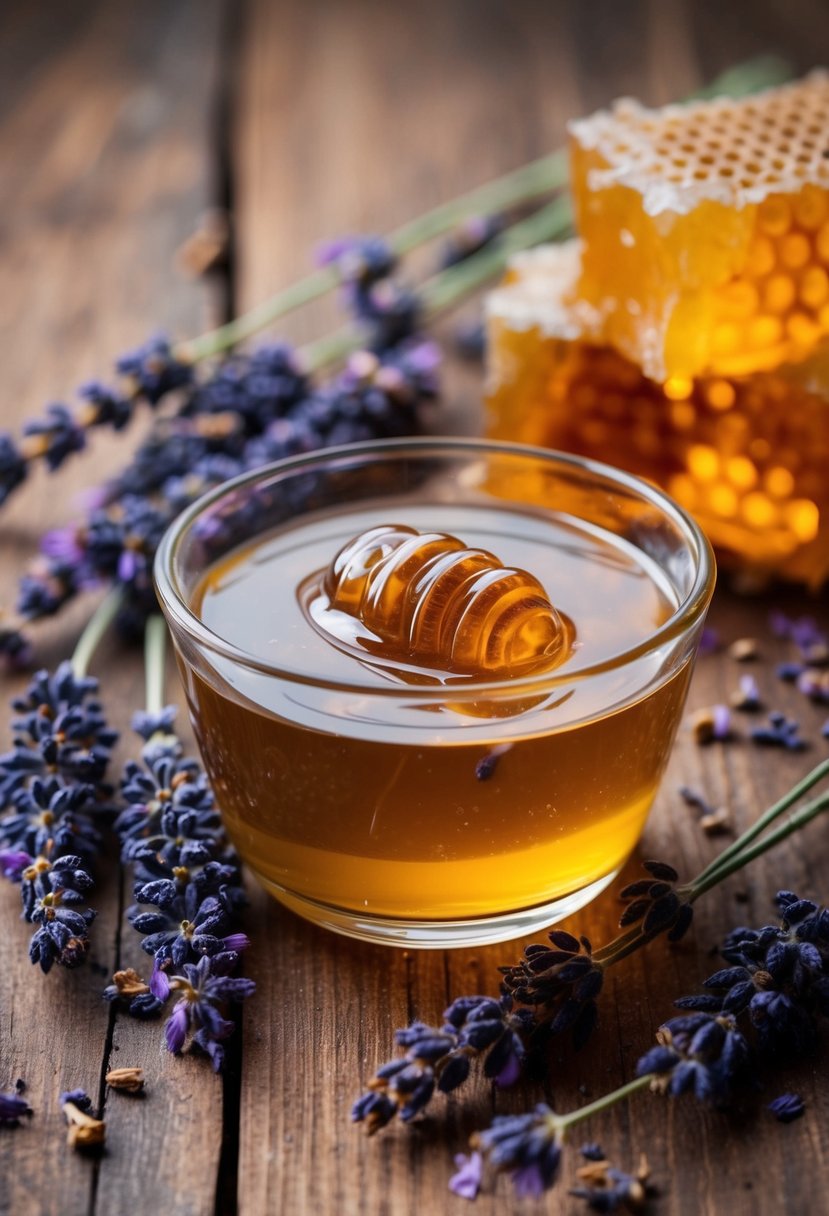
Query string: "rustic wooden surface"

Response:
xmin=1 ymin=1 xmax=828 ymax=1213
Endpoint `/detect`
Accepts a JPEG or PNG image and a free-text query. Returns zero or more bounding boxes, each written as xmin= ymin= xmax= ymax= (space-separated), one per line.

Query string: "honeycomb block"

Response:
xmin=486 ymin=243 xmax=829 ymax=588
xmin=569 ymin=73 xmax=829 ymax=382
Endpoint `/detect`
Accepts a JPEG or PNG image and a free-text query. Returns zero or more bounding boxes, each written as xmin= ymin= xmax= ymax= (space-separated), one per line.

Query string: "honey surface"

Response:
xmin=191 ymin=504 xmax=685 ymax=921
xmin=487 ymin=242 xmax=829 ymax=588
xmin=570 ymin=73 xmax=829 ymax=381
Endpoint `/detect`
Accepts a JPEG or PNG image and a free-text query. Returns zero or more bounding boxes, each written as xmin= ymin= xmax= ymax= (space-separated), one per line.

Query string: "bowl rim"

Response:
xmin=153 ymin=436 xmax=716 ymax=698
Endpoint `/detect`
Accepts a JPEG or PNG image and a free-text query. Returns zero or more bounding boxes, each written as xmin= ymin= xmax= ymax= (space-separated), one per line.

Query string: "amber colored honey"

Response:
xmin=486 ymin=242 xmax=829 ymax=588
xmin=187 ymin=503 xmax=691 ymax=924
xmin=570 ymin=73 xmax=829 ymax=381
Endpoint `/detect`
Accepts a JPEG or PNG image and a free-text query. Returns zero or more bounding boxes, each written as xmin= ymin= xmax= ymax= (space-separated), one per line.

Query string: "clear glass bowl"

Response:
xmin=155 ymin=438 xmax=715 ymax=948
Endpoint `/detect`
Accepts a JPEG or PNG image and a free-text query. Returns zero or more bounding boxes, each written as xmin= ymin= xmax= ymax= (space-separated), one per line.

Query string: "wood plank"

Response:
xmin=232 ymin=1 xmax=829 ymax=1213
xmin=0 ymin=3 xmax=225 ymax=1214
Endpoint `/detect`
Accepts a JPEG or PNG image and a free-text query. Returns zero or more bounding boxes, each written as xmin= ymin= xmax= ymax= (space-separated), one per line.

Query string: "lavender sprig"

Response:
xmin=106 ymin=618 xmax=254 ymax=1070
xmin=449 ymin=1076 xmax=654 ymax=1203
xmin=15 ymin=341 xmax=439 ymax=650
xmin=0 ymin=337 xmax=191 ymax=508
xmin=352 ymin=995 xmax=531 ymax=1134
xmin=0 ymin=598 xmax=120 ymax=971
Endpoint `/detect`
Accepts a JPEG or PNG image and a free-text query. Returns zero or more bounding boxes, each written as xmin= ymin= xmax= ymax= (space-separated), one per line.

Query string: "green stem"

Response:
xmin=183 ymin=55 xmax=790 ymax=365
xmin=144 ymin=615 xmax=168 ymax=715
xmin=588 ymin=760 xmax=829 ymax=971
xmin=302 ymin=198 xmax=572 ymax=373
xmin=690 ymin=758 xmax=829 ymax=889
xmin=70 ymin=588 xmax=124 ymax=677
xmin=552 ymin=1073 xmax=656 ymax=1137
xmin=689 ymin=792 xmax=829 ymax=903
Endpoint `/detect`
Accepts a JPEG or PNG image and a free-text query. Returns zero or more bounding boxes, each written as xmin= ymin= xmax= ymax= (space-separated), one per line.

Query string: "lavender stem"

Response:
xmin=69 ymin=587 xmax=124 ymax=677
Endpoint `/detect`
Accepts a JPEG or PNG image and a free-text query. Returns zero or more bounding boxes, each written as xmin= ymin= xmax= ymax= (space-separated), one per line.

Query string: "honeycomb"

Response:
xmin=569 ymin=72 xmax=829 ymax=382
xmin=486 ymin=243 xmax=829 ymax=588
xmin=316 ymin=523 xmax=572 ymax=675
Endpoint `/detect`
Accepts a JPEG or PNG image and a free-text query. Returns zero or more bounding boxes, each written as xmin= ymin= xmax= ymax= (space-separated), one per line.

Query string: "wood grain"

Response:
xmin=231 ymin=2 xmax=829 ymax=1214
xmin=0 ymin=3 xmax=225 ymax=1214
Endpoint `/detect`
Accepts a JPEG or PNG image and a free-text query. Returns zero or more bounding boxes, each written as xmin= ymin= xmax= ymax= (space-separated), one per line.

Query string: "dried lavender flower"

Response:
xmin=768 ymin=1093 xmax=805 ymax=1122
xmin=62 ymin=1093 xmax=105 ymax=1151
xmin=105 ymin=1067 xmax=145 ymax=1094
xmin=750 ymin=712 xmax=808 ymax=751
xmin=636 ymin=1013 xmax=749 ymax=1107
xmin=570 ymin=1149 xmax=653 ymax=1213
xmin=448 ymin=1151 xmax=484 ymax=1200
xmin=471 ymin=1105 xmax=562 ymax=1199
xmin=440 ymin=215 xmax=503 ymax=269
xmin=0 ymin=1092 xmax=33 ymax=1125
xmin=691 ymin=704 xmax=733 ymax=744
xmin=677 ymin=890 xmax=829 ymax=1057
xmin=728 ymin=638 xmax=760 ymax=662
xmin=352 ymin=995 xmax=532 ymax=1134
xmin=730 ymin=674 xmax=762 ymax=712
xmin=499 ymin=929 xmax=604 ymax=1049
xmin=617 ymin=860 xmax=692 ymax=939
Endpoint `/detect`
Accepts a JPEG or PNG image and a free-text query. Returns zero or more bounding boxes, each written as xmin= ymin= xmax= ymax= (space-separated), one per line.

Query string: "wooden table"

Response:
xmin=1 ymin=2 xmax=828 ymax=1212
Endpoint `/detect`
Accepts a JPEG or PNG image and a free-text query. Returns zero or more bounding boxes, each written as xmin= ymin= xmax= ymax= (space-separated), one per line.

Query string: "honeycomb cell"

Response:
xmin=485 ymin=242 xmax=829 ymax=587
xmin=314 ymin=524 xmax=573 ymax=677
xmin=569 ymin=72 xmax=829 ymax=381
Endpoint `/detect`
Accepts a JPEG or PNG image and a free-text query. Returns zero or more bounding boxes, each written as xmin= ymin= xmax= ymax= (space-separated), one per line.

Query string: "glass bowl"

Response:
xmin=154 ymin=438 xmax=715 ymax=948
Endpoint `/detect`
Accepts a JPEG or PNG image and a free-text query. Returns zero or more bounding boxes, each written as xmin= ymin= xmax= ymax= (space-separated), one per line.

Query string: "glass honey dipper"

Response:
xmin=312 ymin=523 xmax=574 ymax=678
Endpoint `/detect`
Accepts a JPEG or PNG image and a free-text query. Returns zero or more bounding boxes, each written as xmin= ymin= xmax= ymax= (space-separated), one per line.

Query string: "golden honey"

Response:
xmin=486 ymin=243 xmax=829 ymax=588
xmin=185 ymin=500 xmax=693 ymax=936
xmin=569 ymin=73 xmax=829 ymax=381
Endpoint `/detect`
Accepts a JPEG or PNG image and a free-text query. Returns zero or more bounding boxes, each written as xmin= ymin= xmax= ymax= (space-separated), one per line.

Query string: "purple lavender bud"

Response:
xmin=0 ymin=1091 xmax=33 ymax=1124
xmin=149 ymin=963 xmax=171 ymax=1002
xmin=493 ymin=1051 xmax=522 ymax=1088
xmin=0 ymin=849 xmax=32 ymax=881
xmin=59 ymin=1089 xmax=93 ymax=1113
xmin=130 ymin=706 xmax=178 ymax=740
xmin=713 ymin=704 xmax=732 ymax=740
xmin=0 ymin=434 xmax=27 ymax=506
xmin=511 ymin=1163 xmax=549 ymax=1200
xmin=0 ymin=628 xmax=32 ymax=672
xmin=165 ymin=1000 xmax=190 ymax=1054
xmin=221 ymin=932 xmax=250 ymax=952
xmin=448 ymin=1151 xmax=483 ymax=1200
xmin=776 ymin=662 xmax=804 ymax=682
xmin=41 ymin=527 xmax=86 ymax=566
xmin=768 ymin=1093 xmax=805 ymax=1123
xmin=735 ymin=674 xmax=762 ymax=711
xmin=797 ymin=668 xmax=829 ymax=702
xmin=23 ymin=405 xmax=86 ymax=471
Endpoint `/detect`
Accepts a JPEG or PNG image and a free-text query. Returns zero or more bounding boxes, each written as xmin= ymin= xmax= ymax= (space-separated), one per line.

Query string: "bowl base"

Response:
xmin=254 ymin=868 xmax=620 ymax=949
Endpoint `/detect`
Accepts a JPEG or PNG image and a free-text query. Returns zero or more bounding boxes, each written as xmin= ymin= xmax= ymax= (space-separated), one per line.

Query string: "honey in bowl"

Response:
xmin=157 ymin=443 xmax=713 ymax=947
